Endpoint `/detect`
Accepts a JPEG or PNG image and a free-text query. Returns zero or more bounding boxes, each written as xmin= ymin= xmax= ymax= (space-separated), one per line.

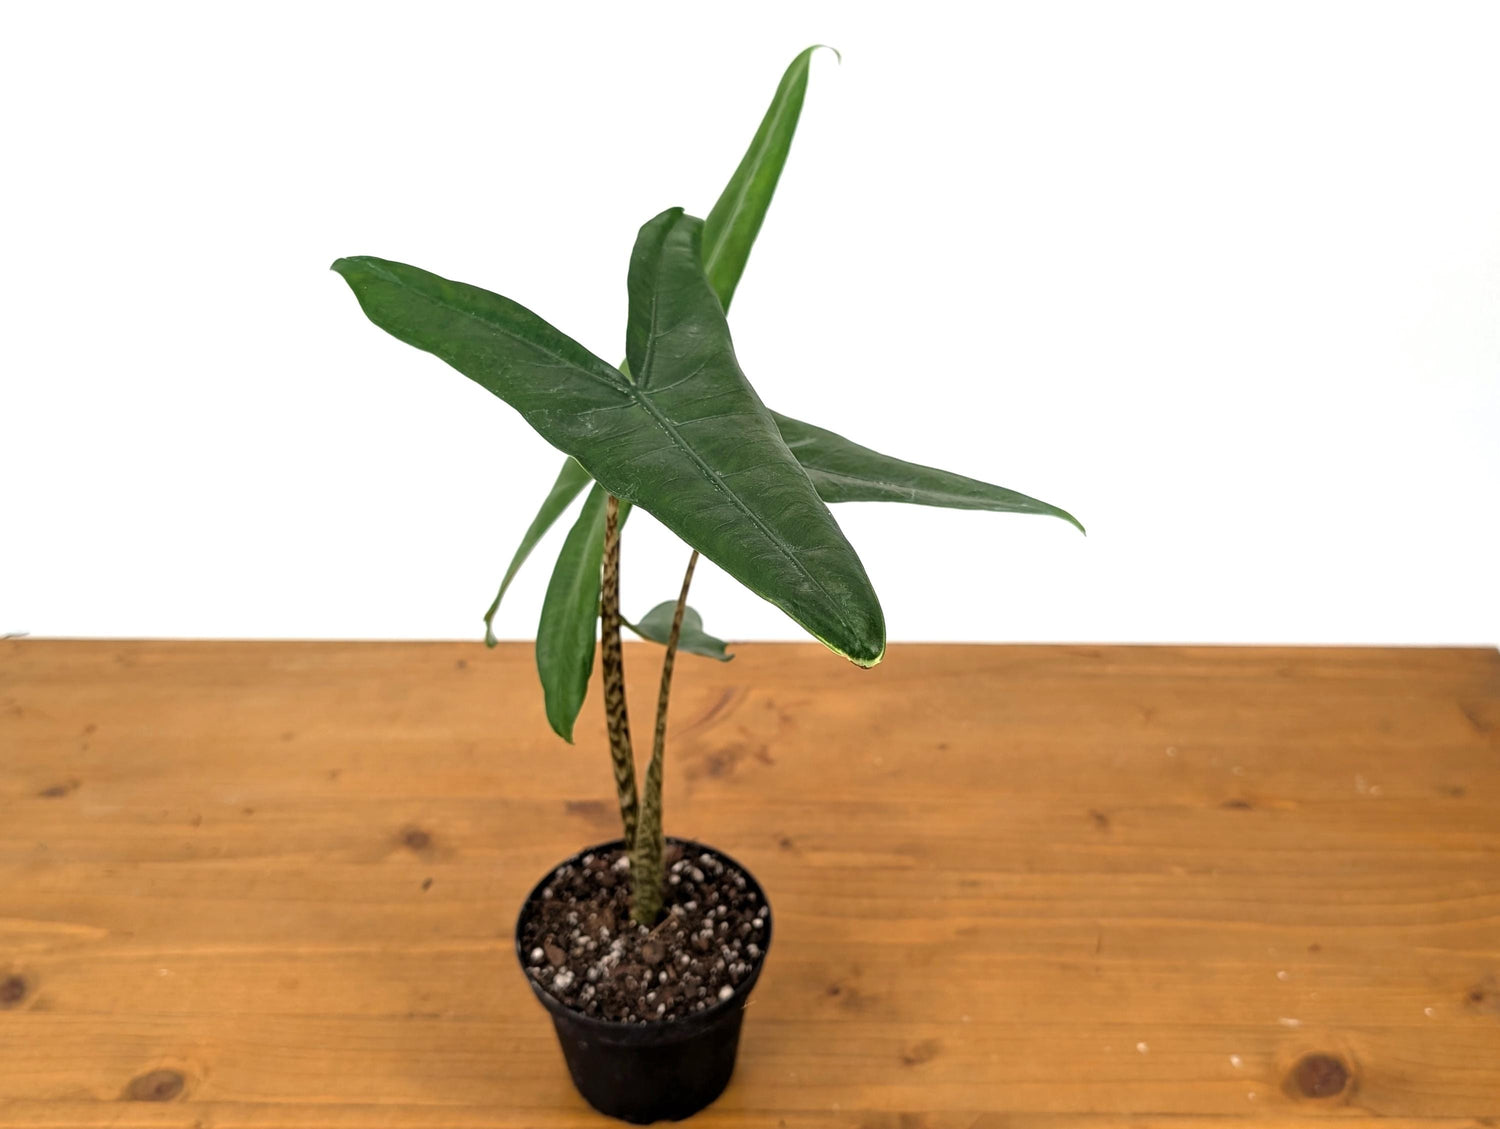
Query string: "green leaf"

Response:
xmin=703 ymin=44 xmax=836 ymax=310
xmin=626 ymin=602 xmax=733 ymax=662
xmin=774 ymin=413 xmax=1086 ymax=535
xmin=483 ymin=456 xmax=592 ymax=646
xmin=493 ymin=45 xmax=835 ymax=637
xmin=535 ymin=485 xmax=631 ymax=741
xmin=331 ymin=209 xmax=885 ymax=666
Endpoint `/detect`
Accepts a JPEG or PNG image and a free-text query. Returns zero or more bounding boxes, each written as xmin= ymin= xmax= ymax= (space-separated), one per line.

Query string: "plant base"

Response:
xmin=515 ymin=838 xmax=772 ymax=1123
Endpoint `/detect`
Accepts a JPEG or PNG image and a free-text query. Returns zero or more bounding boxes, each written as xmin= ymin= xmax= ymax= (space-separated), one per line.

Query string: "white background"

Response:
xmin=3 ymin=2 xmax=1496 ymax=647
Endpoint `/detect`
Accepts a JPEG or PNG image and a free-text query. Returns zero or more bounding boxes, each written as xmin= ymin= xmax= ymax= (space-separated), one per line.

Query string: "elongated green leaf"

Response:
xmin=483 ymin=456 xmax=592 ymax=646
xmin=626 ymin=602 xmax=733 ymax=662
xmin=773 ymin=413 xmax=1086 ymax=534
xmin=332 ymin=209 xmax=885 ymax=666
xmin=536 ymin=485 xmax=632 ymax=741
xmin=703 ymin=44 xmax=835 ymax=310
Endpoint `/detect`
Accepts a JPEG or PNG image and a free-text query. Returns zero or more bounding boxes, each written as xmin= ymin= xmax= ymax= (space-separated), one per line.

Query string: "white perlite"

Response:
xmin=553 ymin=970 xmax=575 ymax=991
xmin=717 ymin=985 xmax=734 ymax=1002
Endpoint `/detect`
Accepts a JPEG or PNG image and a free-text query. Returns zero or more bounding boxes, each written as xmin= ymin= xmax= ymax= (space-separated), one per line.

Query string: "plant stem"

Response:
xmin=599 ymin=494 xmax=639 ymax=848
xmin=630 ymin=548 xmax=700 ymax=926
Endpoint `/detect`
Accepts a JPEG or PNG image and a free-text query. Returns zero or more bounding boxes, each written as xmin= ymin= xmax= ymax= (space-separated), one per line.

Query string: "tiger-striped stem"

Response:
xmin=599 ymin=494 xmax=639 ymax=849
xmin=629 ymin=548 xmax=699 ymax=926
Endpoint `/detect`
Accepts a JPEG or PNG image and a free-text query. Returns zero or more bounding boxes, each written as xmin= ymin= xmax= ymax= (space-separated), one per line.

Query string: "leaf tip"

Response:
xmin=1057 ymin=508 xmax=1087 ymax=536
xmin=809 ymin=43 xmax=842 ymax=65
xmin=835 ymin=632 xmax=885 ymax=670
xmin=646 ymin=205 xmax=688 ymax=229
xmin=330 ymin=255 xmax=388 ymax=283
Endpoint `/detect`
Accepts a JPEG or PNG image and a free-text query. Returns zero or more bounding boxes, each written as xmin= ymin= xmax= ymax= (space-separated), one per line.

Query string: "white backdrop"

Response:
xmin=4 ymin=2 xmax=1497 ymax=647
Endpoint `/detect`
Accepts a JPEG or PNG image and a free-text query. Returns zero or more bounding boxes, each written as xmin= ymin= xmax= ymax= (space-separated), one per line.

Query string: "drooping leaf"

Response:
xmin=626 ymin=602 xmax=733 ymax=662
xmin=535 ymin=485 xmax=631 ymax=741
xmin=703 ymin=44 xmax=836 ymax=310
xmin=331 ymin=208 xmax=885 ymax=667
xmin=773 ymin=413 xmax=1086 ymax=535
xmin=483 ymin=456 xmax=592 ymax=646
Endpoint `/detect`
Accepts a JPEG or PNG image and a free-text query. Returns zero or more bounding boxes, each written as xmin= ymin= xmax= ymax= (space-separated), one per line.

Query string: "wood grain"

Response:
xmin=1 ymin=640 xmax=1497 ymax=1127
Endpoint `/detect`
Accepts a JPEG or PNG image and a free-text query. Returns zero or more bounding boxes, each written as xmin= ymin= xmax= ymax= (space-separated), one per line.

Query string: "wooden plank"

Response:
xmin=1 ymin=640 xmax=1497 ymax=1126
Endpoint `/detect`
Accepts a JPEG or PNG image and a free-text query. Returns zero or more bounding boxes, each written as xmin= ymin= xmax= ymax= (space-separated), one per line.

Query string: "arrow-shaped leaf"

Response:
xmin=626 ymin=602 xmax=732 ymax=662
xmin=332 ymin=209 xmax=885 ymax=667
xmin=490 ymin=45 xmax=833 ymax=635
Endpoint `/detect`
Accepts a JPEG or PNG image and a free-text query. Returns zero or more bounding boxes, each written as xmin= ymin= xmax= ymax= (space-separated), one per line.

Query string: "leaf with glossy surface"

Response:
xmin=774 ymin=413 xmax=1086 ymax=534
xmin=332 ymin=209 xmax=885 ymax=666
xmin=615 ymin=208 xmax=883 ymax=663
xmin=535 ymin=485 xmax=632 ymax=741
xmin=483 ymin=456 xmax=592 ymax=647
xmin=492 ymin=45 xmax=835 ymax=628
xmin=626 ymin=602 xmax=733 ymax=662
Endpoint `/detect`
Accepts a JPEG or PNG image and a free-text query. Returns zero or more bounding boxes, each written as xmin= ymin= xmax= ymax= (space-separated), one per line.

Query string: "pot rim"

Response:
xmin=514 ymin=836 xmax=772 ymax=1038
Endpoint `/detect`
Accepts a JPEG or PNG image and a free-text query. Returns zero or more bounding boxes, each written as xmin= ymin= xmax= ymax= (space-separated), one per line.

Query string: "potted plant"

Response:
xmin=332 ymin=48 xmax=1082 ymax=1124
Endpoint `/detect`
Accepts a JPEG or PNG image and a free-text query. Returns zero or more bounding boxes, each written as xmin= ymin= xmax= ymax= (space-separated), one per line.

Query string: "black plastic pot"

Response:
xmin=515 ymin=838 xmax=772 ymax=1124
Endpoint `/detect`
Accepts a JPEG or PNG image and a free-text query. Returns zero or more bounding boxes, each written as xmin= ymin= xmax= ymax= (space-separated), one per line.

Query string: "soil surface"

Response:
xmin=518 ymin=843 xmax=769 ymax=1023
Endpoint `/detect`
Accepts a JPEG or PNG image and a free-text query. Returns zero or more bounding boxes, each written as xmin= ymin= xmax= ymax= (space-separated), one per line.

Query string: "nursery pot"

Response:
xmin=515 ymin=838 xmax=772 ymax=1124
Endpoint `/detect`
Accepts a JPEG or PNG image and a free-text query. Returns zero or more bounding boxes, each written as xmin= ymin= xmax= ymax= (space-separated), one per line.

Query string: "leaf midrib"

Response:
xmin=634 ymin=238 xmax=663 ymax=389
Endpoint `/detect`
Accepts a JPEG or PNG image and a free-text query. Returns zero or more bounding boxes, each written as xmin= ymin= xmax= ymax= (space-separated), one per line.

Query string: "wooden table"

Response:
xmin=2 ymin=640 xmax=1497 ymax=1127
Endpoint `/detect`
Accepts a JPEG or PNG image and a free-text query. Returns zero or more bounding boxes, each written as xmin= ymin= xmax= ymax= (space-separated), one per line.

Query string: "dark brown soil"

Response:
xmin=518 ymin=843 xmax=769 ymax=1023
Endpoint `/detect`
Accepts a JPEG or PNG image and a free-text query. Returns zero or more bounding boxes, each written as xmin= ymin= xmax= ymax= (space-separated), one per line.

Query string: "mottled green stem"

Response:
xmin=600 ymin=494 xmax=639 ymax=848
xmin=629 ymin=549 xmax=700 ymax=926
